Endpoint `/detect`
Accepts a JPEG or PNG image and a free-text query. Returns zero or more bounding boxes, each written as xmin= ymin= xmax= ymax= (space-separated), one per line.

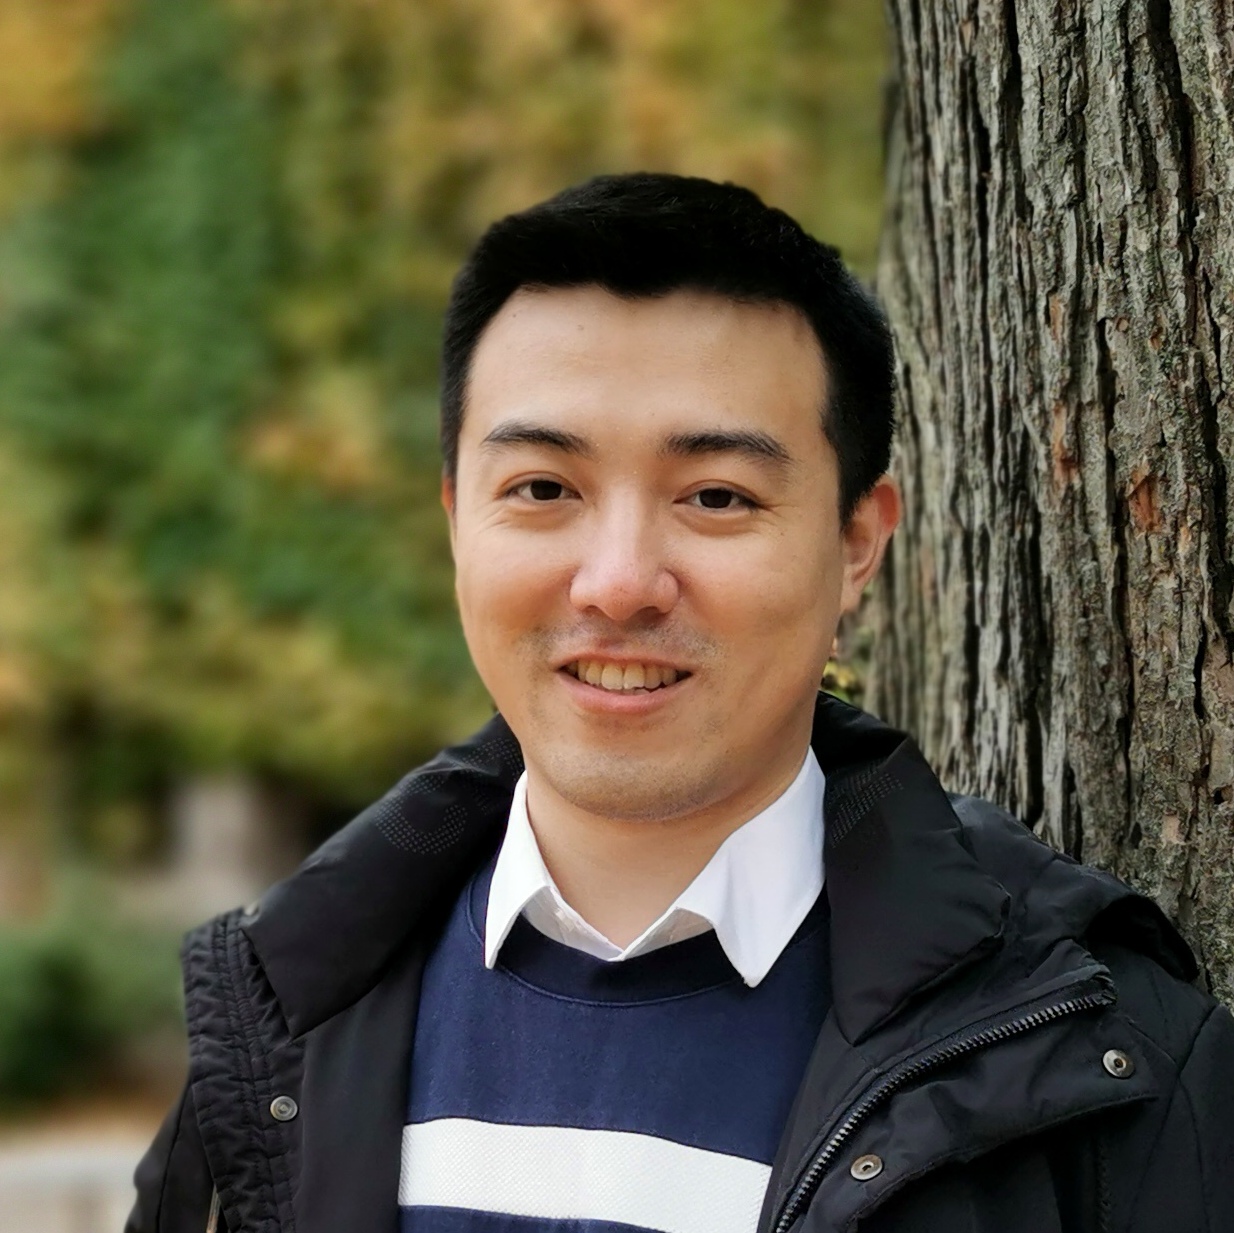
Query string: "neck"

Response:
xmin=524 ymin=746 xmax=811 ymax=948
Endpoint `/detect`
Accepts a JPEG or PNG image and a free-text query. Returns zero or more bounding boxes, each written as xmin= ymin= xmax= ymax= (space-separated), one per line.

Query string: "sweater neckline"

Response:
xmin=465 ymin=858 xmax=828 ymax=1005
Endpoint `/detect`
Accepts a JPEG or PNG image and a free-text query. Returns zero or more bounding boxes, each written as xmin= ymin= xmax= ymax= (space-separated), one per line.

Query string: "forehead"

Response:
xmin=462 ymin=285 xmax=828 ymax=448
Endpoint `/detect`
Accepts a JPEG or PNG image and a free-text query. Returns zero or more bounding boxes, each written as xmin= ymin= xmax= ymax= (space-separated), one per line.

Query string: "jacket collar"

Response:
xmin=245 ymin=716 xmax=521 ymax=1037
xmin=814 ymin=704 xmax=1010 ymax=1040
xmin=243 ymin=696 xmax=1047 ymax=1041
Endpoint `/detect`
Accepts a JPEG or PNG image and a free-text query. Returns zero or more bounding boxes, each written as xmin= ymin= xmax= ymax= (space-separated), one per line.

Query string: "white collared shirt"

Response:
xmin=484 ymin=749 xmax=825 ymax=988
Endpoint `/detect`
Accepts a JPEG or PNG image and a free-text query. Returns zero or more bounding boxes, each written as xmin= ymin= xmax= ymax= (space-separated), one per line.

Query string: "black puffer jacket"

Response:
xmin=126 ymin=697 xmax=1234 ymax=1233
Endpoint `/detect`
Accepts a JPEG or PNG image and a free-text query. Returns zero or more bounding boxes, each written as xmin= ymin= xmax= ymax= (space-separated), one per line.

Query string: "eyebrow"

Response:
xmin=479 ymin=420 xmax=597 ymax=458
xmin=659 ymin=428 xmax=793 ymax=469
xmin=478 ymin=420 xmax=793 ymax=470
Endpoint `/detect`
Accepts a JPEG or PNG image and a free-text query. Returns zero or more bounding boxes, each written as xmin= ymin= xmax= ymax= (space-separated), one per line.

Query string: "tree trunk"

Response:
xmin=871 ymin=0 xmax=1234 ymax=1001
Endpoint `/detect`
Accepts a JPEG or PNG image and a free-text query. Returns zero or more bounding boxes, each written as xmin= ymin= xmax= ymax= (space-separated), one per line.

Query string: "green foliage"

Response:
xmin=0 ymin=0 xmax=485 ymax=819
xmin=0 ymin=934 xmax=99 ymax=1101
xmin=0 ymin=906 xmax=180 ymax=1104
xmin=1 ymin=0 xmax=270 ymax=552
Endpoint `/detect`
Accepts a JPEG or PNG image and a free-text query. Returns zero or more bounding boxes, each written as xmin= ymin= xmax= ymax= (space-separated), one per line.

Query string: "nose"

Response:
xmin=568 ymin=496 xmax=679 ymax=622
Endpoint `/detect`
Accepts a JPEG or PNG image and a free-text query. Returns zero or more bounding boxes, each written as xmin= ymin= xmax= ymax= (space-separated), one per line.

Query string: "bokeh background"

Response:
xmin=0 ymin=0 xmax=885 ymax=1222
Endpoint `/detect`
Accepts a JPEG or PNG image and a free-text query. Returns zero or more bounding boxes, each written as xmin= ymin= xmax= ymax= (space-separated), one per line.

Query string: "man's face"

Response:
xmin=447 ymin=286 xmax=895 ymax=826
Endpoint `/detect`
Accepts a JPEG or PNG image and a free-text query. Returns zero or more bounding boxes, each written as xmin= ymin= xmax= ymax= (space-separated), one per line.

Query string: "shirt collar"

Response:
xmin=484 ymin=750 xmax=825 ymax=987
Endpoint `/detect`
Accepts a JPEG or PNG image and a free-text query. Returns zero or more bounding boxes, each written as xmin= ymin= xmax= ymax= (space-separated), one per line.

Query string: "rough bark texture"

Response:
xmin=871 ymin=0 xmax=1234 ymax=1000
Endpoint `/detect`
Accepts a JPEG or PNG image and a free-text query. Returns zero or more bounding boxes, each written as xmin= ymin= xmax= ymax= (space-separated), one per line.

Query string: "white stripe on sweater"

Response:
xmin=400 ymin=1118 xmax=772 ymax=1233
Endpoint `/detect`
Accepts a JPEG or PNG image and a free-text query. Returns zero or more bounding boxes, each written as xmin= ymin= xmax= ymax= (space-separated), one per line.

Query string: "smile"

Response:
xmin=563 ymin=660 xmax=690 ymax=694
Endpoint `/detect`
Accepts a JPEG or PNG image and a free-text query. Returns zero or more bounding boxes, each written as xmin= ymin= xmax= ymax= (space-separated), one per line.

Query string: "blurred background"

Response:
xmin=0 ymin=0 xmax=885 ymax=1224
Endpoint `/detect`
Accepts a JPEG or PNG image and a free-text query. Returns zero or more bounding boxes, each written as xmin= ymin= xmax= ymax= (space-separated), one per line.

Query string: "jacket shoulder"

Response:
xmin=947 ymin=792 xmax=1213 ymax=1046
xmin=941 ymin=792 xmax=1234 ymax=1233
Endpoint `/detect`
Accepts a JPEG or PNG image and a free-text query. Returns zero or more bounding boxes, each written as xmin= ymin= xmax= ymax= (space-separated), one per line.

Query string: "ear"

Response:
xmin=838 ymin=474 xmax=900 ymax=615
xmin=441 ymin=471 xmax=457 ymax=548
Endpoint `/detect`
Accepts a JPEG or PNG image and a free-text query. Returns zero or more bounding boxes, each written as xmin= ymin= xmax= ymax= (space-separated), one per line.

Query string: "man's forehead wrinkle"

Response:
xmin=479 ymin=419 xmax=597 ymax=458
xmin=659 ymin=428 xmax=794 ymax=470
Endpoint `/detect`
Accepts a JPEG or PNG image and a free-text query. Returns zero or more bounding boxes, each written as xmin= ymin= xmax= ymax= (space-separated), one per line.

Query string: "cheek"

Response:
xmin=454 ymin=534 xmax=568 ymax=651
xmin=690 ymin=531 xmax=838 ymax=626
xmin=685 ymin=535 xmax=842 ymax=702
xmin=455 ymin=554 xmax=527 ymax=709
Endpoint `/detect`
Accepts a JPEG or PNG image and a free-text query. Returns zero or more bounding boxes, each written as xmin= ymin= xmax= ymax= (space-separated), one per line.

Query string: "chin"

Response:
xmin=540 ymin=747 xmax=720 ymax=824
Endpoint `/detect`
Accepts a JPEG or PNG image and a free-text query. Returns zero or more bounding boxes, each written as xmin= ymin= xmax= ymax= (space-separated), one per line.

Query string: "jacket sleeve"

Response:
xmin=1177 ymin=1003 xmax=1234 ymax=1233
xmin=1124 ymin=1000 xmax=1234 ymax=1233
xmin=126 ymin=1081 xmax=220 ymax=1233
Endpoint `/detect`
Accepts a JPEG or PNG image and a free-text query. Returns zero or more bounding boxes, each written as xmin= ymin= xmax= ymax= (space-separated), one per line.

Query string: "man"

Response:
xmin=128 ymin=174 xmax=1233 ymax=1233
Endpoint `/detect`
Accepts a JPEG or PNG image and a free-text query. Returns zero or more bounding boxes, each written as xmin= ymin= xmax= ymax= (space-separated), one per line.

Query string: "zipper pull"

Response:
xmin=206 ymin=1188 xmax=221 ymax=1233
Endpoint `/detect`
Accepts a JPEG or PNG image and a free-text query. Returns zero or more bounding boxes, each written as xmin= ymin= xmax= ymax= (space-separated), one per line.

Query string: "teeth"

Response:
xmin=568 ymin=661 xmax=685 ymax=693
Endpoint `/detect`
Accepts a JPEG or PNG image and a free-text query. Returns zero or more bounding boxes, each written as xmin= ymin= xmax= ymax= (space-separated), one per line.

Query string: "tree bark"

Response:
xmin=871 ymin=0 xmax=1234 ymax=1000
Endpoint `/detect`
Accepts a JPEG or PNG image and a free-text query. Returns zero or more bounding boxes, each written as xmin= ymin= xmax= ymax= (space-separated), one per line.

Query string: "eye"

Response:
xmin=686 ymin=487 xmax=757 ymax=511
xmin=509 ymin=478 xmax=572 ymax=502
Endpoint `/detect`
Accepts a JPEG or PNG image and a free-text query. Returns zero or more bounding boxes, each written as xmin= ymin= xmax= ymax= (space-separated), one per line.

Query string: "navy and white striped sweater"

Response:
xmin=399 ymin=859 xmax=830 ymax=1233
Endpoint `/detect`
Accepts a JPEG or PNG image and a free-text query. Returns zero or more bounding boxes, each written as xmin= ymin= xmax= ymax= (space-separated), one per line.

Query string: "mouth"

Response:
xmin=561 ymin=659 xmax=692 ymax=695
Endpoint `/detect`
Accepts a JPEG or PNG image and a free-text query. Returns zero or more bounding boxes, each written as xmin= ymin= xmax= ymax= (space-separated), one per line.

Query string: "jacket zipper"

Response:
xmin=770 ymin=982 xmax=1116 ymax=1233
xmin=206 ymin=1187 xmax=221 ymax=1233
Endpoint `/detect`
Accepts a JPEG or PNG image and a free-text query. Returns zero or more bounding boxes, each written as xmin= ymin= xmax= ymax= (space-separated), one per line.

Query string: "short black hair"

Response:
xmin=440 ymin=172 xmax=894 ymax=519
